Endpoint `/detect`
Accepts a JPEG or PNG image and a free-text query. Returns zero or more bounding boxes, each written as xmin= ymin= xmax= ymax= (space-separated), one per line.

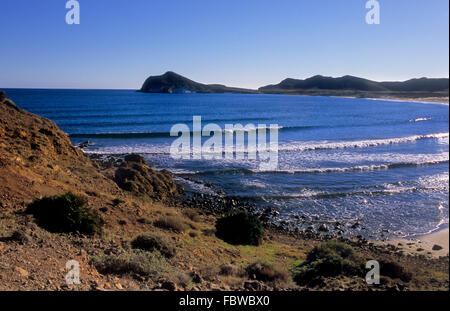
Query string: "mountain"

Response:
xmin=260 ymin=75 xmax=389 ymax=92
xmin=140 ymin=71 xmax=256 ymax=94
xmin=380 ymin=77 xmax=450 ymax=92
xmin=259 ymin=75 xmax=449 ymax=96
xmin=140 ymin=72 xmax=448 ymax=99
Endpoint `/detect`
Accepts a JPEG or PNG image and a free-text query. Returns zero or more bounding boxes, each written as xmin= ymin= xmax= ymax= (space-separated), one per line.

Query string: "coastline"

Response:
xmin=377 ymin=227 xmax=449 ymax=258
xmin=364 ymin=96 xmax=449 ymax=105
xmin=1 ymin=91 xmax=449 ymax=291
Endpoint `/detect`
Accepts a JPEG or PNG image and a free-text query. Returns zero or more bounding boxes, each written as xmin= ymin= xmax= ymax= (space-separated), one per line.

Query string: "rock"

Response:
xmin=190 ymin=272 xmax=203 ymax=284
xmin=244 ymin=280 xmax=264 ymax=291
xmin=114 ymin=157 xmax=182 ymax=202
xmin=124 ymin=154 xmax=146 ymax=164
xmin=78 ymin=141 xmax=91 ymax=149
xmin=432 ymin=244 xmax=443 ymax=251
xmin=15 ymin=266 xmax=29 ymax=277
xmin=0 ymin=91 xmax=5 ymax=102
xmin=161 ymin=281 xmax=177 ymax=291
xmin=9 ymin=230 xmax=31 ymax=244
xmin=351 ymin=222 xmax=360 ymax=229
xmin=318 ymin=224 xmax=329 ymax=232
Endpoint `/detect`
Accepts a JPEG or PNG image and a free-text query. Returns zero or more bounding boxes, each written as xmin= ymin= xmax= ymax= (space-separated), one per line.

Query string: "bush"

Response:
xmin=154 ymin=215 xmax=187 ymax=233
xmin=246 ymin=262 xmax=289 ymax=283
xmin=182 ymin=209 xmax=201 ymax=222
xmin=293 ymin=240 xmax=364 ymax=285
xmin=26 ymin=192 xmax=103 ymax=235
xmin=219 ymin=264 xmax=243 ymax=276
xmin=91 ymin=250 xmax=170 ymax=277
xmin=380 ymin=260 xmax=412 ymax=282
xmin=111 ymin=198 xmax=125 ymax=206
xmin=131 ymin=232 xmax=177 ymax=258
xmin=215 ymin=210 xmax=263 ymax=246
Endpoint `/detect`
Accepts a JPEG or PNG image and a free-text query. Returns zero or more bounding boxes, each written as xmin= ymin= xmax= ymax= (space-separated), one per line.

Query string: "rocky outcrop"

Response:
xmin=114 ymin=154 xmax=182 ymax=202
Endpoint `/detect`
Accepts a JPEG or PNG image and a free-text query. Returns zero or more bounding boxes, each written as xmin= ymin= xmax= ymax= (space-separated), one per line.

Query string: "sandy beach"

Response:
xmin=367 ymin=96 xmax=449 ymax=105
xmin=378 ymin=228 xmax=449 ymax=258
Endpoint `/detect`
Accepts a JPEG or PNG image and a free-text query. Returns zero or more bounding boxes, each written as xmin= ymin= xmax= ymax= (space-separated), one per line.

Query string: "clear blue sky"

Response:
xmin=0 ymin=0 xmax=448 ymax=89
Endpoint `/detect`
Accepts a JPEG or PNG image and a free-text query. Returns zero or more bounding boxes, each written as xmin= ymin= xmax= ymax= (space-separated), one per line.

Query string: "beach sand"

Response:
xmin=367 ymin=96 xmax=449 ymax=105
xmin=377 ymin=228 xmax=449 ymax=258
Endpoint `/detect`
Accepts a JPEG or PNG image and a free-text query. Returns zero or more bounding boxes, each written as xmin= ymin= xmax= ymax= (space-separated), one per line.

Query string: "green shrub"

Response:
xmin=91 ymin=250 xmax=170 ymax=277
xmin=246 ymin=262 xmax=289 ymax=283
xmin=154 ymin=215 xmax=187 ymax=233
xmin=293 ymin=240 xmax=364 ymax=285
xmin=26 ymin=192 xmax=103 ymax=235
xmin=380 ymin=260 xmax=412 ymax=282
xmin=131 ymin=232 xmax=176 ymax=258
xmin=215 ymin=210 xmax=263 ymax=246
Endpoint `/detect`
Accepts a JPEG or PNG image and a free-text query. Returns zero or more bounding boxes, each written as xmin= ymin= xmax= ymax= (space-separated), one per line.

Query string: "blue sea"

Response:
xmin=6 ymin=89 xmax=449 ymax=239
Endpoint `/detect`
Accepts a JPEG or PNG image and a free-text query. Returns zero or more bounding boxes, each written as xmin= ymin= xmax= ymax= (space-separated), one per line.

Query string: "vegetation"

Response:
xmin=91 ymin=250 xmax=171 ymax=277
xmin=246 ymin=262 xmax=289 ymax=283
xmin=131 ymin=232 xmax=177 ymax=258
xmin=26 ymin=192 xmax=103 ymax=235
xmin=182 ymin=209 xmax=201 ymax=222
xmin=293 ymin=240 xmax=364 ymax=285
xmin=215 ymin=210 xmax=263 ymax=246
xmin=154 ymin=215 xmax=187 ymax=233
xmin=219 ymin=264 xmax=243 ymax=276
xmin=380 ymin=260 xmax=412 ymax=282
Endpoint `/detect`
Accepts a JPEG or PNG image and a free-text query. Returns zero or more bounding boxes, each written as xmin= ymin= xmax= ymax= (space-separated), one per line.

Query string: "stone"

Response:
xmin=318 ymin=224 xmax=329 ymax=232
xmin=432 ymin=244 xmax=443 ymax=251
xmin=161 ymin=281 xmax=177 ymax=291
xmin=244 ymin=280 xmax=263 ymax=291
xmin=124 ymin=154 xmax=146 ymax=164
xmin=10 ymin=230 xmax=31 ymax=244
xmin=15 ymin=266 xmax=29 ymax=277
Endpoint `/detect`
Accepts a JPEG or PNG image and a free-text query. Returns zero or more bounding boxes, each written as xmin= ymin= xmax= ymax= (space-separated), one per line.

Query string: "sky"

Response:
xmin=0 ymin=0 xmax=448 ymax=89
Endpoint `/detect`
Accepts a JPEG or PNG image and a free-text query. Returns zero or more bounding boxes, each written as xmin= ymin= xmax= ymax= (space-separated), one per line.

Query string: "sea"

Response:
xmin=5 ymin=89 xmax=449 ymax=239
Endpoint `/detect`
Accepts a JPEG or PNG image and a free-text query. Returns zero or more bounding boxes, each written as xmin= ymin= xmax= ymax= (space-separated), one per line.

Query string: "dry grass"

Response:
xmin=154 ymin=215 xmax=188 ymax=233
xmin=91 ymin=250 xmax=171 ymax=278
xmin=131 ymin=232 xmax=177 ymax=258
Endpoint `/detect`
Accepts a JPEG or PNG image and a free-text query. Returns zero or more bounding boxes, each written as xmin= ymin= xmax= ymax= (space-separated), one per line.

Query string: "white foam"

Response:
xmin=277 ymin=133 xmax=449 ymax=152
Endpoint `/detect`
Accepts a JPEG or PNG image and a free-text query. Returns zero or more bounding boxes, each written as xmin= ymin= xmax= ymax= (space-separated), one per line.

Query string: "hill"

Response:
xmin=140 ymin=71 xmax=256 ymax=94
xmin=259 ymin=75 xmax=449 ymax=99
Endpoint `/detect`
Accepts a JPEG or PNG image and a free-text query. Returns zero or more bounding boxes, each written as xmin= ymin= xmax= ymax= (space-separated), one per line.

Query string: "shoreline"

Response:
xmin=1 ymin=92 xmax=449 ymax=291
xmin=89 ymin=153 xmax=448 ymax=243
xmin=377 ymin=227 xmax=449 ymax=258
xmin=364 ymin=96 xmax=449 ymax=105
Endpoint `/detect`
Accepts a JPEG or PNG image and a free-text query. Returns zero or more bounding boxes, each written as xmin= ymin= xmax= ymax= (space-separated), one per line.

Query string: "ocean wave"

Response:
xmin=177 ymin=159 xmax=449 ymax=176
xmin=79 ymin=132 xmax=449 ymax=156
xmin=277 ymin=133 xmax=449 ymax=152
xmin=235 ymin=185 xmax=446 ymax=200
xmin=69 ymin=125 xmax=285 ymax=139
xmin=409 ymin=117 xmax=431 ymax=122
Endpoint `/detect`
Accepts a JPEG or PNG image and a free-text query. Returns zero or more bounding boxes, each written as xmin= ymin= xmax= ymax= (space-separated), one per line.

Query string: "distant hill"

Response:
xmin=260 ymin=75 xmax=389 ymax=92
xmin=259 ymin=75 xmax=449 ymax=97
xmin=140 ymin=71 xmax=256 ymax=94
xmin=379 ymin=78 xmax=450 ymax=92
xmin=139 ymin=72 xmax=449 ymax=99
